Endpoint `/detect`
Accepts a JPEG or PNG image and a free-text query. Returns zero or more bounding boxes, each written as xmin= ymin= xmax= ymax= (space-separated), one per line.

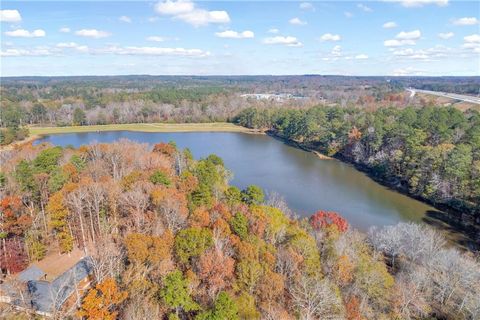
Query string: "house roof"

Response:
xmin=18 ymin=266 xmax=46 ymax=282
xmin=25 ymin=256 xmax=94 ymax=313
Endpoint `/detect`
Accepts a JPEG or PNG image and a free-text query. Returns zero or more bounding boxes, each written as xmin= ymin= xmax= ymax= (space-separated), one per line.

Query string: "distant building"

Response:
xmin=240 ymin=93 xmax=306 ymax=102
xmin=0 ymin=256 xmax=94 ymax=317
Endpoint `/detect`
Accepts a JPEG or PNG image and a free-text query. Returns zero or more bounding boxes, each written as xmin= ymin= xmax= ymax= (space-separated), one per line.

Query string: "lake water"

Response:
xmin=35 ymin=131 xmax=440 ymax=231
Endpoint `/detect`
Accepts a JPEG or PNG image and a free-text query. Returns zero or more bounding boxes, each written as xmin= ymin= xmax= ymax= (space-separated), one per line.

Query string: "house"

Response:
xmin=0 ymin=256 xmax=94 ymax=317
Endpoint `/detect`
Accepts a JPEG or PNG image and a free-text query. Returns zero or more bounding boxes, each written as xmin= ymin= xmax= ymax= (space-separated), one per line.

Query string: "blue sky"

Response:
xmin=1 ymin=0 xmax=479 ymax=76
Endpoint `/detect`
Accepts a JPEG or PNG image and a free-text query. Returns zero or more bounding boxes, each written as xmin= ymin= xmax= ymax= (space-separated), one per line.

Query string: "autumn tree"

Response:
xmin=47 ymin=191 xmax=74 ymax=253
xmin=310 ymin=210 xmax=349 ymax=233
xmin=77 ymin=278 xmax=127 ymax=320
xmin=197 ymin=247 xmax=235 ymax=298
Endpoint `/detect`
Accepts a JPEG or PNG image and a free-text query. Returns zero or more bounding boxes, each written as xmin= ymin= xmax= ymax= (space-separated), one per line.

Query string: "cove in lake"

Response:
xmin=34 ymin=130 xmax=445 ymax=233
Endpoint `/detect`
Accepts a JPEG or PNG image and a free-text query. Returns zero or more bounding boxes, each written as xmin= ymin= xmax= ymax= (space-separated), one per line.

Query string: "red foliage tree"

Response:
xmin=309 ymin=211 xmax=349 ymax=233
xmin=1 ymin=196 xmax=32 ymax=237
xmin=0 ymin=238 xmax=29 ymax=274
xmin=345 ymin=295 xmax=363 ymax=320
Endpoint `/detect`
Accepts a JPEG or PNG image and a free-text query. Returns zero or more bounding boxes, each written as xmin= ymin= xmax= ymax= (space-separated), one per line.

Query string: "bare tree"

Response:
xmin=290 ymin=276 xmax=344 ymax=320
xmin=368 ymin=222 xmax=445 ymax=267
xmin=90 ymin=236 xmax=125 ymax=282
xmin=265 ymin=191 xmax=296 ymax=219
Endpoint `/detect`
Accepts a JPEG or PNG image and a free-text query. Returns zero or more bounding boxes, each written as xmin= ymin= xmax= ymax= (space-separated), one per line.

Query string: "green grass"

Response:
xmin=29 ymin=122 xmax=254 ymax=136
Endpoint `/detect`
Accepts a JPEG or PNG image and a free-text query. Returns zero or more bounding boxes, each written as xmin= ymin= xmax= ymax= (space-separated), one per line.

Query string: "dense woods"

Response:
xmin=2 ymin=75 xmax=477 ymax=145
xmin=235 ymin=105 xmax=480 ymax=238
xmin=1 ymin=141 xmax=479 ymax=319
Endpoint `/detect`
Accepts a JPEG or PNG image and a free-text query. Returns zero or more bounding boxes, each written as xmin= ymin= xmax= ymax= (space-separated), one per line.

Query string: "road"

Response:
xmin=406 ymin=88 xmax=480 ymax=105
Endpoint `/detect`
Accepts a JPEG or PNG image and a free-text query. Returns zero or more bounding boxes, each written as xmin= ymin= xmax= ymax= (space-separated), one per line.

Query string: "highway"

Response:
xmin=406 ymin=88 xmax=480 ymax=105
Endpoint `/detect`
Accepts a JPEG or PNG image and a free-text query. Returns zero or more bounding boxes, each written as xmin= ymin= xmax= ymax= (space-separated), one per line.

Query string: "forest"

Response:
xmin=1 ymin=141 xmax=479 ymax=319
xmin=4 ymin=75 xmax=477 ymax=145
xmin=234 ymin=105 xmax=480 ymax=239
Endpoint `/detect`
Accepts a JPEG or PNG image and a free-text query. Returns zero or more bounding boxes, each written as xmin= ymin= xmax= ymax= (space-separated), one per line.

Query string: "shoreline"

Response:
xmin=28 ymin=122 xmax=261 ymax=135
xmin=0 ymin=134 xmax=41 ymax=151
xmin=266 ymin=130 xmax=479 ymax=251
xmin=1 ymin=123 xmax=264 ymax=151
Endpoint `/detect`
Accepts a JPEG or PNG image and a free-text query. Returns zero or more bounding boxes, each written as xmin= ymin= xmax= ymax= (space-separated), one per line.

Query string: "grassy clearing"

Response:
xmin=29 ymin=122 xmax=256 ymax=136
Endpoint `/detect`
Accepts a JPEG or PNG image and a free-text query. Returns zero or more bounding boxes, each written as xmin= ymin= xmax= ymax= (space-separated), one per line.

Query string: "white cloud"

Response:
xmin=1 ymin=48 xmax=54 ymax=57
xmin=268 ymin=28 xmax=279 ymax=34
xmin=464 ymin=34 xmax=480 ymax=43
xmin=155 ymin=0 xmax=194 ymax=15
xmin=383 ymin=0 xmax=448 ymax=8
xmin=393 ymin=67 xmax=426 ymax=76
xmin=119 ymin=16 xmax=132 ymax=23
xmin=56 ymin=42 xmax=89 ymax=52
xmin=2 ymin=44 xmax=209 ymax=58
xmin=392 ymin=48 xmax=428 ymax=59
xmin=299 ymin=2 xmax=315 ymax=11
xmin=344 ymin=12 xmax=353 ymax=18
xmin=289 ymin=17 xmax=307 ymax=26
xmin=391 ymin=46 xmax=452 ymax=60
xmin=56 ymin=42 xmax=78 ymax=48
xmin=396 ymin=29 xmax=421 ymax=40
xmin=175 ymin=9 xmax=229 ymax=27
xmin=155 ymin=0 xmax=230 ymax=27
xmin=4 ymin=29 xmax=46 ymax=38
xmin=384 ymin=39 xmax=416 ymax=47
xmin=383 ymin=21 xmax=397 ymax=29
xmin=331 ymin=45 xmax=342 ymax=56
xmin=438 ymin=32 xmax=454 ymax=39
xmin=147 ymin=36 xmax=166 ymax=42
xmin=320 ymin=33 xmax=341 ymax=41
xmin=384 ymin=29 xmax=421 ymax=47
xmin=452 ymin=17 xmax=479 ymax=26
xmin=263 ymin=36 xmax=303 ymax=47
xmin=75 ymin=29 xmax=111 ymax=39
xmin=59 ymin=27 xmax=71 ymax=33
xmin=355 ymin=54 xmax=369 ymax=59
xmin=102 ymin=46 xmax=210 ymax=57
xmin=215 ymin=30 xmax=254 ymax=39
xmin=0 ymin=9 xmax=22 ymax=22
xmin=357 ymin=4 xmax=373 ymax=12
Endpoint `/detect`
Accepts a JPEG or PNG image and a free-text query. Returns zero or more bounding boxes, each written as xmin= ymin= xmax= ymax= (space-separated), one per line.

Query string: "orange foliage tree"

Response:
xmin=197 ymin=247 xmax=235 ymax=298
xmin=152 ymin=143 xmax=176 ymax=157
xmin=77 ymin=278 xmax=128 ymax=320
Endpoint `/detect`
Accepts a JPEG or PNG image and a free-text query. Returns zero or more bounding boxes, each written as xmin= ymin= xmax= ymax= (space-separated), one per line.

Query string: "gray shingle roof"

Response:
xmin=8 ymin=256 xmax=94 ymax=314
xmin=18 ymin=266 xmax=46 ymax=282
xmin=29 ymin=256 xmax=94 ymax=313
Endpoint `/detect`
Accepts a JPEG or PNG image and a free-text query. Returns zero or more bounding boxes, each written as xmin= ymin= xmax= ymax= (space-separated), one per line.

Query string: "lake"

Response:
xmin=33 ymin=130 xmax=446 ymax=232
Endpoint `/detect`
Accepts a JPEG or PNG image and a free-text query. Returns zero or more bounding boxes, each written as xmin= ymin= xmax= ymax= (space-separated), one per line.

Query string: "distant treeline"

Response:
xmin=392 ymin=76 xmax=480 ymax=95
xmin=234 ymin=106 xmax=480 ymax=229
xmin=1 ymin=75 xmax=478 ymax=145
